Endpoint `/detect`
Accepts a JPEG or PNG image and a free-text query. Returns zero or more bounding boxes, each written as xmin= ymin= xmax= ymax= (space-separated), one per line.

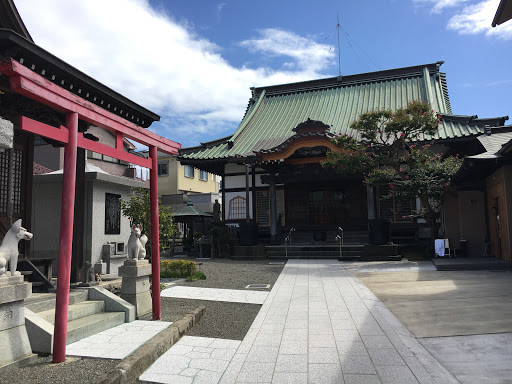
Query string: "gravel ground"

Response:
xmin=2 ymin=356 xmax=118 ymax=384
xmin=3 ymin=259 xmax=285 ymax=383
xmin=173 ymin=258 xmax=285 ymax=290
xmin=160 ymin=258 xmax=285 ymax=340
xmin=161 ymin=298 xmax=262 ymax=340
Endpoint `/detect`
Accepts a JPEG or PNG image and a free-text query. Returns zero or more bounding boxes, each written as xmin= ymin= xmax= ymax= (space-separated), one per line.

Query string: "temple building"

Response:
xmin=179 ymin=62 xmax=510 ymax=259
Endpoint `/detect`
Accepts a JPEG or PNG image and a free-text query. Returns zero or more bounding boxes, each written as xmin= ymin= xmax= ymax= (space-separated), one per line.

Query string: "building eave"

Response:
xmin=0 ymin=29 xmax=159 ymax=127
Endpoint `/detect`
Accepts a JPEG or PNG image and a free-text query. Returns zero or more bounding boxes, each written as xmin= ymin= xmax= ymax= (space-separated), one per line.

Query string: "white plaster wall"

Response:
xmin=31 ymin=177 xmax=133 ymax=277
xmin=31 ymin=182 xmax=62 ymax=262
xmin=224 ymin=163 xmax=245 ymax=174
xmin=87 ymin=180 xmax=133 ymax=276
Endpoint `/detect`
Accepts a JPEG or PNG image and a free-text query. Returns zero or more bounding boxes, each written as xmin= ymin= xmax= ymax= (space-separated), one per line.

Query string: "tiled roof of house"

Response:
xmin=180 ymin=61 xmax=508 ymax=162
xmin=33 ymin=162 xmax=52 ymax=174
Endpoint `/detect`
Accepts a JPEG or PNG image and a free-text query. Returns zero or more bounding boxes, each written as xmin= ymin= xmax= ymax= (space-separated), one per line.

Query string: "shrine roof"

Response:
xmin=0 ymin=29 xmax=159 ymax=127
xmin=180 ymin=61 xmax=508 ymax=162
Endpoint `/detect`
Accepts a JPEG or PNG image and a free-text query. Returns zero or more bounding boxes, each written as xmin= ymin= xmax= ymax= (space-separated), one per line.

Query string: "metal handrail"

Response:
xmin=336 ymin=227 xmax=344 ymax=258
xmin=284 ymin=227 xmax=295 ymax=257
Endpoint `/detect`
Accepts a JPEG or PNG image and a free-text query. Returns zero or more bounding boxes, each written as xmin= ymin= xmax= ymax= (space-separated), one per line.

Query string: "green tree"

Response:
xmin=120 ymin=187 xmax=176 ymax=254
xmin=323 ymin=101 xmax=463 ymax=251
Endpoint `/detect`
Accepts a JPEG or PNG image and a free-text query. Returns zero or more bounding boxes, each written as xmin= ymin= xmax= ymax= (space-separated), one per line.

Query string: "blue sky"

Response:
xmin=15 ymin=0 xmax=512 ymax=149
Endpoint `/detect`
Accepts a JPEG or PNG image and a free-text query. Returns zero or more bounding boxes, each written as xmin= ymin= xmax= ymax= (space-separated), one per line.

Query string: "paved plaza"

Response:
xmin=140 ymin=336 xmax=242 ymax=383
xmin=141 ymin=260 xmax=458 ymax=383
xmin=160 ymin=286 xmax=269 ymax=304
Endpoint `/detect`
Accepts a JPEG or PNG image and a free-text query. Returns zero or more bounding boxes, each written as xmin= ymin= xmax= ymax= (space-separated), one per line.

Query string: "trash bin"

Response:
xmin=368 ymin=219 xmax=391 ymax=245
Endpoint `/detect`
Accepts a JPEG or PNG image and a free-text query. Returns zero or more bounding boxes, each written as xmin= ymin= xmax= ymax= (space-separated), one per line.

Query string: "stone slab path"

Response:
xmin=66 ymin=320 xmax=172 ymax=359
xmin=160 ymin=286 xmax=269 ymax=304
xmin=219 ymin=259 xmax=457 ymax=384
xmin=139 ymin=336 xmax=241 ymax=384
xmin=141 ymin=260 xmax=459 ymax=383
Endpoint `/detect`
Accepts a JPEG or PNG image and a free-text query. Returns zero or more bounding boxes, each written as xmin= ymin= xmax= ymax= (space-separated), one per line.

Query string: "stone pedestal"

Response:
xmin=0 ymin=275 xmax=34 ymax=369
xmin=119 ymin=259 xmax=152 ymax=319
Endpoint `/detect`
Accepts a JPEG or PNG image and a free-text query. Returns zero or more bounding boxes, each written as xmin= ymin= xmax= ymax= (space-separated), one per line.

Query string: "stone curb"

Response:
xmin=95 ymin=306 xmax=206 ymax=384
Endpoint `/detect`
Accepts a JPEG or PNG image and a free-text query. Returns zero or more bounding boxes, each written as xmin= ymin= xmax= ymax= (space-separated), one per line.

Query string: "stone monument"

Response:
xmin=0 ymin=275 xmax=33 ymax=368
xmin=118 ymin=259 xmax=152 ymax=318
xmin=119 ymin=230 xmax=151 ymax=318
xmin=0 ymin=219 xmax=34 ymax=368
xmin=213 ymin=199 xmax=221 ymax=222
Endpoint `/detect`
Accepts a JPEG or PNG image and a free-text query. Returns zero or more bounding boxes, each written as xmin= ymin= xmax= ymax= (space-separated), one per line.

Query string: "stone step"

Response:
xmin=26 ymin=290 xmax=88 ymax=313
xmin=36 ymin=300 xmax=105 ymax=325
xmin=66 ymin=311 xmax=126 ymax=345
xmin=266 ymin=251 xmax=364 ymax=257
xmin=267 ymin=255 xmax=403 ymax=261
xmin=267 ymin=245 xmax=365 ymax=251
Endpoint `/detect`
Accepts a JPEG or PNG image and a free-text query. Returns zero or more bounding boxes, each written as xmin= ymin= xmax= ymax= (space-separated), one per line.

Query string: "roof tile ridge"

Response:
xmin=229 ymin=89 xmax=266 ymax=144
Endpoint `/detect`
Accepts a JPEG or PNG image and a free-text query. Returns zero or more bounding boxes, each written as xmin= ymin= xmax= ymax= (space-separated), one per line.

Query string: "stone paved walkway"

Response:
xmin=66 ymin=320 xmax=172 ymax=359
xmin=139 ymin=336 xmax=241 ymax=384
xmin=160 ymin=286 xmax=269 ymax=304
xmin=218 ymin=259 xmax=457 ymax=384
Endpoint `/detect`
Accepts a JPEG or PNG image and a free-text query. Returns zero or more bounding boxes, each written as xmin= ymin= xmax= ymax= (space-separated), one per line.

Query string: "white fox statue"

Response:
xmin=0 ymin=219 xmax=33 ymax=276
xmin=128 ymin=224 xmax=148 ymax=260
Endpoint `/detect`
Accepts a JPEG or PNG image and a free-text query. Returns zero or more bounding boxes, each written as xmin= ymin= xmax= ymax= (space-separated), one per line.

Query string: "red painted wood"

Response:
xmin=149 ymin=146 xmax=161 ymax=320
xmin=0 ymin=59 xmax=180 ymax=155
xmin=116 ymin=132 xmax=123 ymax=150
xmin=20 ymin=116 xmax=68 ymax=143
xmin=21 ymin=116 xmax=152 ymax=168
xmin=52 ymin=112 xmax=78 ymax=363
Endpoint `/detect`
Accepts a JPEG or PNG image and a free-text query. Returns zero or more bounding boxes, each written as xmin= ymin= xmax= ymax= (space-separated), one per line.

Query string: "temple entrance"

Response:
xmin=285 ymin=181 xmax=367 ymax=230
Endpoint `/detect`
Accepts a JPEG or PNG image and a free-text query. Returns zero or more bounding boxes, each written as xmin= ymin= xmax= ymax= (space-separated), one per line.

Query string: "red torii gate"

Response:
xmin=0 ymin=58 xmax=180 ymax=363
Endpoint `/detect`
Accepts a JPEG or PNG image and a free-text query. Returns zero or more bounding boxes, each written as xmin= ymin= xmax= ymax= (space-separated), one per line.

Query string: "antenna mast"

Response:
xmin=337 ymin=13 xmax=341 ymax=76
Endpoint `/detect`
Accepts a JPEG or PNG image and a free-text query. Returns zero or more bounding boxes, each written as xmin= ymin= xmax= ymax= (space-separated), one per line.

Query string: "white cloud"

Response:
xmin=14 ymin=0 xmax=335 ymax=146
xmin=447 ymin=0 xmax=512 ymax=39
xmin=240 ymin=29 xmax=335 ymax=73
xmin=413 ymin=0 xmax=470 ymax=14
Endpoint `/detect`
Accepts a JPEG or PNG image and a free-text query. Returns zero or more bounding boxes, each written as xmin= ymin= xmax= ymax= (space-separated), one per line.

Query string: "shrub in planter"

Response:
xmin=160 ymin=259 xmax=196 ymax=278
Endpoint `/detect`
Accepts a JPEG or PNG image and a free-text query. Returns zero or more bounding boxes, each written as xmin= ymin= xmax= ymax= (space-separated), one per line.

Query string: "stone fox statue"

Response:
xmin=0 ymin=219 xmax=33 ymax=276
xmin=128 ymin=224 xmax=148 ymax=260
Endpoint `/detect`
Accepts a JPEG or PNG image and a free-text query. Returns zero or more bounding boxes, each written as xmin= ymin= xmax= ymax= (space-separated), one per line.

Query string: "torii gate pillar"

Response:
xmin=53 ymin=112 xmax=78 ymax=363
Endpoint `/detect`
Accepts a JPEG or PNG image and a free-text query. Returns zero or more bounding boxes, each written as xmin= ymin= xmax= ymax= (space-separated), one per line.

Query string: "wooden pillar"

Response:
xmin=245 ymin=164 xmax=250 ymax=221
xmin=269 ymin=179 xmax=277 ymax=243
xmin=53 ymin=112 xmax=78 ymax=363
xmin=367 ymin=185 xmax=375 ymax=220
xmin=72 ymin=148 xmax=86 ymax=283
xmin=252 ymin=165 xmax=257 ymax=223
xmin=221 ymin=167 xmax=226 ymax=222
xmin=149 ymin=146 xmax=161 ymax=320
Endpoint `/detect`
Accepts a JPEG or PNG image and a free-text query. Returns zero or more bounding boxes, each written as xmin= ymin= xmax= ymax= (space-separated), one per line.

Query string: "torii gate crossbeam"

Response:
xmin=0 ymin=58 xmax=180 ymax=363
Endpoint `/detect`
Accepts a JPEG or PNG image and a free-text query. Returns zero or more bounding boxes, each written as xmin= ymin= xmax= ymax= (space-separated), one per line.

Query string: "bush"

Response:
xmin=160 ymin=259 xmax=196 ymax=278
xmin=186 ymin=271 xmax=207 ymax=282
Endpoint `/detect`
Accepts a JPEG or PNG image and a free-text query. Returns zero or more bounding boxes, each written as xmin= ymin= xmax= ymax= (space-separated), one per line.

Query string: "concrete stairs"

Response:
xmin=266 ymin=244 xmax=402 ymax=261
xmin=25 ymin=289 xmax=126 ymax=352
xmin=283 ymin=229 xmax=369 ymax=245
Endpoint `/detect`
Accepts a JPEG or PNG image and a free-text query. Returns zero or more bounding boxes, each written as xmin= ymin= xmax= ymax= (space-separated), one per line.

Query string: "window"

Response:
xmin=87 ymin=150 xmax=102 ymax=160
xmin=102 ymin=155 xmax=118 ymax=163
xmin=228 ymin=196 xmax=246 ymax=220
xmin=158 ymin=161 xmax=169 ymax=176
xmin=199 ymin=170 xmax=208 ymax=181
xmin=379 ymin=186 xmax=413 ymax=223
xmin=184 ymin=165 xmax=195 ymax=178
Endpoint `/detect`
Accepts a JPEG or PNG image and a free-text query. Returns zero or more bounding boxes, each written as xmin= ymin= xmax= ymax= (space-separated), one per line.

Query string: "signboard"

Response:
xmin=105 ymin=193 xmax=121 ymax=234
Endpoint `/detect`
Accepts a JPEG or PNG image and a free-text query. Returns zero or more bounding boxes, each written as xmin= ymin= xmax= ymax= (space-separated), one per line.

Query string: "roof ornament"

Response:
xmin=292 ymin=118 xmax=331 ymax=134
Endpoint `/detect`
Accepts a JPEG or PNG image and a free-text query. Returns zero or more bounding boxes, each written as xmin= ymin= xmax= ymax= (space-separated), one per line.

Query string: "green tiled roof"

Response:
xmin=181 ymin=62 xmax=508 ymax=161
